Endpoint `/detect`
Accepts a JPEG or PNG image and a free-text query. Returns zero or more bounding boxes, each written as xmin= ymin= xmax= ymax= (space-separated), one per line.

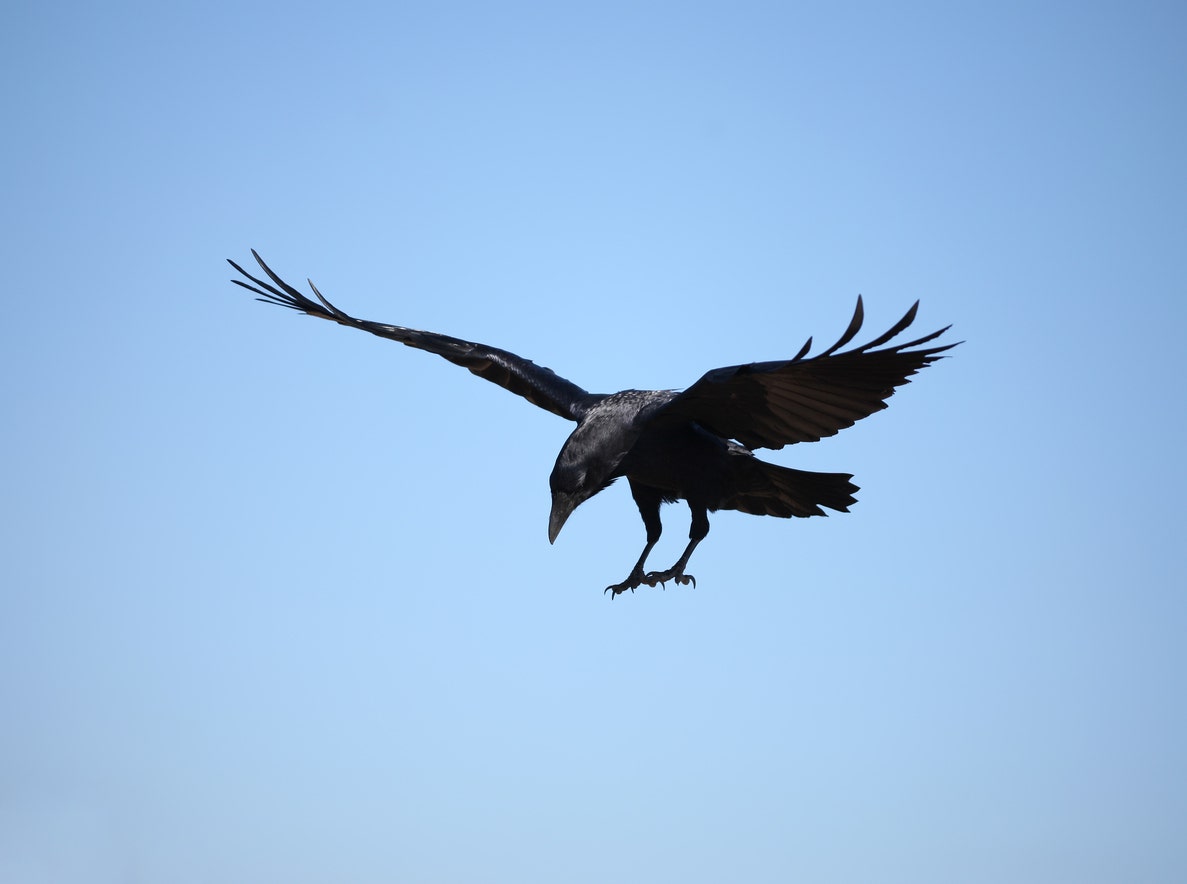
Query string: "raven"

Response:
xmin=230 ymin=251 xmax=956 ymax=595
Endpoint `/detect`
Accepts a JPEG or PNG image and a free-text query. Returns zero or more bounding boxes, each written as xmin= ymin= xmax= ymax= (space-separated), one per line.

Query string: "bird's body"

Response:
xmin=230 ymin=251 xmax=956 ymax=595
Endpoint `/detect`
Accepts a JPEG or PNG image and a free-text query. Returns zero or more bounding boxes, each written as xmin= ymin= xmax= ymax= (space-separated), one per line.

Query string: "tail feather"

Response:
xmin=724 ymin=457 xmax=858 ymax=519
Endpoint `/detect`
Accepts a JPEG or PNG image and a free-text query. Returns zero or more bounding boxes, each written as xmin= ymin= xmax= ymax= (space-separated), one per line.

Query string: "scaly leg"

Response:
xmin=605 ymin=482 xmax=664 ymax=597
xmin=644 ymin=503 xmax=709 ymax=589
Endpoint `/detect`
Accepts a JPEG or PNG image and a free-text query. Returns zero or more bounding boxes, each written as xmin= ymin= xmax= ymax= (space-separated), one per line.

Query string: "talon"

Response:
xmin=604 ymin=575 xmax=643 ymax=597
xmin=638 ymin=566 xmax=696 ymax=589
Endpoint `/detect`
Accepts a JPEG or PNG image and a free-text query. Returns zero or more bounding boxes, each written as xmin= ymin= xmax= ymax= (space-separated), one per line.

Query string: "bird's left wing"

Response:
xmin=649 ymin=297 xmax=958 ymax=450
xmin=229 ymin=251 xmax=596 ymax=422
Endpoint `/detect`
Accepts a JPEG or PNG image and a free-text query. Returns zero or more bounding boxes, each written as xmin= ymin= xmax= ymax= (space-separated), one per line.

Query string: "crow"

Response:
xmin=229 ymin=251 xmax=957 ymax=595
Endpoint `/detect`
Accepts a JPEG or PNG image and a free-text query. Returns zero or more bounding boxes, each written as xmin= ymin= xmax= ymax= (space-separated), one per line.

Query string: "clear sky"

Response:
xmin=2 ymin=1 xmax=1185 ymax=882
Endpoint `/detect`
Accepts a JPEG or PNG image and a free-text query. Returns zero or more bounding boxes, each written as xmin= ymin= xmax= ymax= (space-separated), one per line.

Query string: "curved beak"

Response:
xmin=548 ymin=492 xmax=578 ymax=544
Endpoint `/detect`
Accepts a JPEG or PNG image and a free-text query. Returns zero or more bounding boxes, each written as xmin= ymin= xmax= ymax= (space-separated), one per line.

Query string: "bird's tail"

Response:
xmin=723 ymin=456 xmax=858 ymax=519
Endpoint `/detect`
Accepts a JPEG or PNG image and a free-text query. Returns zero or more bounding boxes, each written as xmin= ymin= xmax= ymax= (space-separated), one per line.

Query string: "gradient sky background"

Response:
xmin=2 ymin=2 xmax=1185 ymax=882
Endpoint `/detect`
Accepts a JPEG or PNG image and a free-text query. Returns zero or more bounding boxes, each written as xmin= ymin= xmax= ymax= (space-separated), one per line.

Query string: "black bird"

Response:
xmin=230 ymin=251 xmax=957 ymax=595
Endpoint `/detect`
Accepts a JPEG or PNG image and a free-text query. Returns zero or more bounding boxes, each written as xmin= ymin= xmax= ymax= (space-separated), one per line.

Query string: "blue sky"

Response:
xmin=2 ymin=1 xmax=1185 ymax=881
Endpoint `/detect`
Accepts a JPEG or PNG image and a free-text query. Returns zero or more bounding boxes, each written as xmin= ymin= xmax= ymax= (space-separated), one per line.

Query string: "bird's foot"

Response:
xmin=605 ymin=569 xmax=646 ymax=598
xmin=643 ymin=567 xmax=696 ymax=589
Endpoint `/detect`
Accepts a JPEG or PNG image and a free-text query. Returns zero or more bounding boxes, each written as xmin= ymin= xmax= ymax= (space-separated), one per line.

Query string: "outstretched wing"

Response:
xmin=651 ymin=297 xmax=958 ymax=450
xmin=229 ymin=250 xmax=597 ymax=422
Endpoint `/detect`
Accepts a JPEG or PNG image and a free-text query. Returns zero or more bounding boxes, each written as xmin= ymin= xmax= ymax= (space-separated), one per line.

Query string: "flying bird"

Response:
xmin=230 ymin=251 xmax=957 ymax=595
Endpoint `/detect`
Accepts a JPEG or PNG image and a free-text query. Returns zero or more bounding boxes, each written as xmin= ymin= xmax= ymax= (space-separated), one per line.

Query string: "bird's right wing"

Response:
xmin=230 ymin=251 xmax=597 ymax=422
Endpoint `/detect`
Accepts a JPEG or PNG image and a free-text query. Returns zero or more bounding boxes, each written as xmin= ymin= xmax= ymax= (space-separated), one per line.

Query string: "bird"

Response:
xmin=229 ymin=250 xmax=957 ymax=596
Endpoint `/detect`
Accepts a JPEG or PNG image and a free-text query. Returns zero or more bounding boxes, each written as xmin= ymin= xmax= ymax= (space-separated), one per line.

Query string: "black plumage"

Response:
xmin=230 ymin=251 xmax=957 ymax=595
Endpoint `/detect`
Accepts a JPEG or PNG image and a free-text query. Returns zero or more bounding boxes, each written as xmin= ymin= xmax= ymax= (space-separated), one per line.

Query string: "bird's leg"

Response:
xmin=644 ymin=504 xmax=709 ymax=589
xmin=605 ymin=483 xmax=663 ymax=597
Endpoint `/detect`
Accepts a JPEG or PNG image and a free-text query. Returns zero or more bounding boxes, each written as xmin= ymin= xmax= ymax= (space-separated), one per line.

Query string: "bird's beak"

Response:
xmin=548 ymin=492 xmax=578 ymax=544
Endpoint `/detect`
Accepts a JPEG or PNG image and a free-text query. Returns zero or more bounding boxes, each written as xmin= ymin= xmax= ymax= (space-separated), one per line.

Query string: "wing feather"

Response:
xmin=230 ymin=251 xmax=595 ymax=421
xmin=651 ymin=298 xmax=958 ymax=449
xmin=818 ymin=296 xmax=865 ymax=356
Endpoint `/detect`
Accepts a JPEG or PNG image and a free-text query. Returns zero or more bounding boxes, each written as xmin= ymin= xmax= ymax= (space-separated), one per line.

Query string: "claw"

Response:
xmin=641 ymin=568 xmax=696 ymax=589
xmin=604 ymin=567 xmax=648 ymax=597
xmin=604 ymin=564 xmax=698 ymax=596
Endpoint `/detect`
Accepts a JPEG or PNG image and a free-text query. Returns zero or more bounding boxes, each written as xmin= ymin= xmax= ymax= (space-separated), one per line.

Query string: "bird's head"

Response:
xmin=548 ymin=463 xmax=609 ymax=544
xmin=547 ymin=432 xmax=620 ymax=544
